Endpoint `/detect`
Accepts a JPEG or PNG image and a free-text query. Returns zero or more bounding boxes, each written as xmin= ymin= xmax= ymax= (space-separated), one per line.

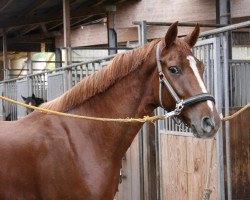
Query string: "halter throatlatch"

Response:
xmin=156 ymin=42 xmax=215 ymax=118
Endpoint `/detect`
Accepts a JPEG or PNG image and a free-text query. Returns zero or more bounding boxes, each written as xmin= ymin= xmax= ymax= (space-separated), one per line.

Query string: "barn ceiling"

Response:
xmin=0 ymin=0 xmax=137 ymax=52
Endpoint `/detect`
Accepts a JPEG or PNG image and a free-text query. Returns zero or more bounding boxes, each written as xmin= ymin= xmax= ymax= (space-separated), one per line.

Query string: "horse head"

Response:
xmin=21 ymin=94 xmax=44 ymax=115
xmin=153 ymin=22 xmax=220 ymax=138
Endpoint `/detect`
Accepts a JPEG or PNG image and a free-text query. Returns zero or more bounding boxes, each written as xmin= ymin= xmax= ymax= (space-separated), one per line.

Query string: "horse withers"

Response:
xmin=0 ymin=22 xmax=220 ymax=200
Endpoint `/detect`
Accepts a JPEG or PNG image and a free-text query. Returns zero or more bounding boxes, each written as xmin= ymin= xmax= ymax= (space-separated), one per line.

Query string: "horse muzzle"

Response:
xmin=191 ymin=116 xmax=220 ymax=138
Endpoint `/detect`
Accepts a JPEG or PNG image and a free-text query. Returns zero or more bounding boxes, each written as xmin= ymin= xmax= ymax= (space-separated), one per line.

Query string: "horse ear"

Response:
xmin=184 ymin=23 xmax=200 ymax=48
xmin=32 ymin=93 xmax=36 ymax=99
xmin=21 ymin=95 xmax=26 ymax=101
xmin=164 ymin=21 xmax=178 ymax=48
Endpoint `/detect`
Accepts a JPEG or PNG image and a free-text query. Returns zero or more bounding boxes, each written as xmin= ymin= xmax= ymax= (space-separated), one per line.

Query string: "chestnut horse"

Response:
xmin=0 ymin=22 xmax=220 ymax=200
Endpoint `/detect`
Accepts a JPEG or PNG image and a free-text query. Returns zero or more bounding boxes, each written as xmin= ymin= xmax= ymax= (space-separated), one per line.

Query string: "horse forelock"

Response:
xmin=40 ymin=40 xmax=160 ymax=112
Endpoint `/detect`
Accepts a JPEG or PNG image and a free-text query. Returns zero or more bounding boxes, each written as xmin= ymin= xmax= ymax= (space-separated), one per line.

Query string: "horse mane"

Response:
xmin=41 ymin=40 xmax=160 ymax=112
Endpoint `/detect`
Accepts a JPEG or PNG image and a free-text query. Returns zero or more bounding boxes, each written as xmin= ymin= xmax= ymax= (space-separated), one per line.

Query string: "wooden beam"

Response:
xmin=0 ymin=32 xmax=60 ymax=44
xmin=19 ymin=0 xmax=50 ymax=17
xmin=0 ymin=43 xmax=54 ymax=52
xmin=20 ymin=24 xmax=40 ymax=35
xmin=90 ymin=0 xmax=105 ymax=7
xmin=0 ymin=0 xmax=14 ymax=12
xmin=71 ymin=15 xmax=98 ymax=27
xmin=48 ymin=22 xmax=63 ymax=31
xmin=0 ymin=5 xmax=105 ymax=28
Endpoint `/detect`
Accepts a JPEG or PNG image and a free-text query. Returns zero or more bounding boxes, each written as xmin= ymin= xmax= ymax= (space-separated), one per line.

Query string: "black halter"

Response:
xmin=156 ymin=42 xmax=215 ymax=117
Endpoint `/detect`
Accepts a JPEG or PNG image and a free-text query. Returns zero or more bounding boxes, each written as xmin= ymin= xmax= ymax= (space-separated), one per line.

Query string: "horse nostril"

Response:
xmin=201 ymin=117 xmax=215 ymax=133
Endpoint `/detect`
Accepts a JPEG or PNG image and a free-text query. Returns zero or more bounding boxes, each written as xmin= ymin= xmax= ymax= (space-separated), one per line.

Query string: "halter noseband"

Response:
xmin=156 ymin=42 xmax=215 ymax=117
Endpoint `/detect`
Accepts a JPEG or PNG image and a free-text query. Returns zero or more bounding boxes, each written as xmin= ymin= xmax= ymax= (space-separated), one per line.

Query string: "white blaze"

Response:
xmin=187 ymin=55 xmax=214 ymax=112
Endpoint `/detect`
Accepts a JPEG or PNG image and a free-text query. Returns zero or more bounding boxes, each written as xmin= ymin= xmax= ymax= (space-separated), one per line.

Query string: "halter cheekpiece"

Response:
xmin=156 ymin=42 xmax=215 ymax=118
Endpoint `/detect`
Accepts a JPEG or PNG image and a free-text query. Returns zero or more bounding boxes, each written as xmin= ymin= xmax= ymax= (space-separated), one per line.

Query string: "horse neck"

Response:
xmin=71 ymin=51 xmax=158 ymax=158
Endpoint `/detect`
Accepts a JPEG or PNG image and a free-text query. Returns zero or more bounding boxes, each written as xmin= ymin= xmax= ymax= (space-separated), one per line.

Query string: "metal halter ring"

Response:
xmin=174 ymin=100 xmax=184 ymax=115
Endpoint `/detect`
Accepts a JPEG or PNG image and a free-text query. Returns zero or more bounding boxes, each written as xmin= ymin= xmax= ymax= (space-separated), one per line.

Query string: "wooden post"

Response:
xmin=63 ymin=0 xmax=71 ymax=65
xmin=106 ymin=5 xmax=117 ymax=55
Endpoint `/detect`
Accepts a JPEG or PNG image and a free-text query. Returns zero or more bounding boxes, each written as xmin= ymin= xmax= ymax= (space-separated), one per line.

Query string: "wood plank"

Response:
xmin=0 ymin=0 xmax=14 ymax=12
xmin=239 ymin=107 xmax=250 ymax=198
xmin=227 ymin=108 xmax=250 ymax=199
xmin=207 ymin=139 xmax=218 ymax=200
xmin=187 ymin=138 xmax=206 ymax=200
xmin=223 ymin=107 xmax=250 ymax=199
xmin=161 ymin=135 xmax=188 ymax=200
xmin=115 ymin=134 xmax=140 ymax=200
xmin=130 ymin=134 xmax=140 ymax=200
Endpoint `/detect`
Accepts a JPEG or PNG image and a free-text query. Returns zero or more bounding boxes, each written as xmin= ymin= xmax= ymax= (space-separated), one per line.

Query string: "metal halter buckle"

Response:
xmin=174 ymin=100 xmax=184 ymax=115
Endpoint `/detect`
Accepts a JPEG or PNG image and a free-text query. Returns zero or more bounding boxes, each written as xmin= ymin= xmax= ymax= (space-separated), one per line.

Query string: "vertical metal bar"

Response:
xmin=74 ymin=67 xmax=77 ymax=85
xmin=206 ymin=45 xmax=210 ymax=91
xmin=139 ymin=20 xmax=147 ymax=200
xmin=28 ymin=54 xmax=33 ymax=96
xmin=38 ymin=75 xmax=41 ymax=97
xmin=219 ymin=0 xmax=232 ymax=58
xmin=34 ymin=76 xmax=37 ymax=96
xmin=43 ymin=74 xmax=46 ymax=101
xmin=214 ymin=36 xmax=225 ymax=200
xmin=223 ymin=33 xmax=232 ymax=200
xmin=80 ymin=66 xmax=83 ymax=80
xmin=106 ymin=5 xmax=117 ymax=55
xmin=141 ymin=21 xmax=147 ymax=45
xmin=2 ymin=28 xmax=8 ymax=120
xmin=63 ymin=0 xmax=71 ymax=65
xmin=86 ymin=65 xmax=89 ymax=76
xmin=64 ymin=70 xmax=69 ymax=92
xmin=229 ymin=62 xmax=232 ymax=107
xmin=155 ymin=108 xmax=162 ymax=200
xmin=138 ymin=128 xmax=144 ymax=200
xmin=14 ymin=82 xmax=16 ymax=120
xmin=137 ymin=24 xmax=142 ymax=46
xmin=91 ymin=63 xmax=95 ymax=73
xmin=68 ymin=69 xmax=72 ymax=89
xmin=211 ymin=44 xmax=215 ymax=95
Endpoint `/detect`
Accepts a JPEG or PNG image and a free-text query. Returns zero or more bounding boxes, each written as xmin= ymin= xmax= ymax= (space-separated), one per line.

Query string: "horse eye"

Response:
xmin=168 ymin=66 xmax=181 ymax=75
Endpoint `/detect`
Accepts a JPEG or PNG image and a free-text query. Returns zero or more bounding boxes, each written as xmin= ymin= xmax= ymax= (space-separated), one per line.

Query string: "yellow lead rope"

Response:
xmin=0 ymin=96 xmax=165 ymax=123
xmin=221 ymin=102 xmax=250 ymax=121
xmin=0 ymin=96 xmax=249 ymax=123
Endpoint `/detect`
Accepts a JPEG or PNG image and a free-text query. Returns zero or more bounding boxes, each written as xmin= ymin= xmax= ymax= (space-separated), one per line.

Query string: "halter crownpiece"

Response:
xmin=156 ymin=42 xmax=215 ymax=117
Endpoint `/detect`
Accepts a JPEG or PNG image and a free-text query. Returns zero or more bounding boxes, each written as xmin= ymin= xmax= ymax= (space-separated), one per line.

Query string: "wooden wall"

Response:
xmin=55 ymin=0 xmax=250 ymax=48
xmin=160 ymin=135 xmax=218 ymax=200
xmin=224 ymin=108 xmax=250 ymax=200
